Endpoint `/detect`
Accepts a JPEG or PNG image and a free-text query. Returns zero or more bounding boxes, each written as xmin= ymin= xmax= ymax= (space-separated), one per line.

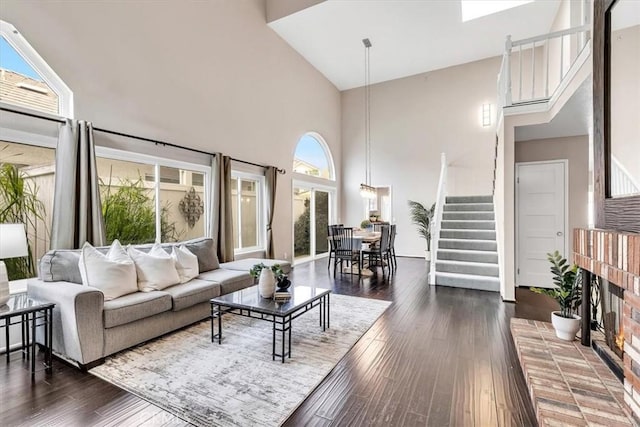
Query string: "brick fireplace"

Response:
xmin=574 ymin=228 xmax=640 ymax=419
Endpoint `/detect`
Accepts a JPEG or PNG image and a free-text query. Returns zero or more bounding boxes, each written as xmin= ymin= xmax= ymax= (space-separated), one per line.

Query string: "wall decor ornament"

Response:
xmin=179 ymin=187 xmax=204 ymax=229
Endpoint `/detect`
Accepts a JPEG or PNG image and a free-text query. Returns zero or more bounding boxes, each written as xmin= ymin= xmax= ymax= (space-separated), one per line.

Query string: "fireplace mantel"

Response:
xmin=574 ymin=228 xmax=640 ymax=419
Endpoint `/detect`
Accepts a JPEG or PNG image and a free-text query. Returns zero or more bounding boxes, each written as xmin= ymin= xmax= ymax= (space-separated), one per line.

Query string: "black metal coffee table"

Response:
xmin=210 ymin=285 xmax=330 ymax=363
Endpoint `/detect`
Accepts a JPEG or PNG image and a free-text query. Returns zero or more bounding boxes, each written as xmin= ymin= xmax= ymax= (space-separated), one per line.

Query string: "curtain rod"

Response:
xmin=0 ymin=105 xmax=286 ymax=174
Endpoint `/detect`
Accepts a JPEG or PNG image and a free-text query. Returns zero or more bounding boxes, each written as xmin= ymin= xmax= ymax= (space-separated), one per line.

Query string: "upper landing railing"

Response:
xmin=497 ymin=24 xmax=591 ymax=109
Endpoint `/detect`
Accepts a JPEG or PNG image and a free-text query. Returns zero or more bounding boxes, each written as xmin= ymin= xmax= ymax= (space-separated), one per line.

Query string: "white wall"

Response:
xmin=341 ymin=56 xmax=500 ymax=257
xmin=0 ymin=0 xmax=341 ymax=262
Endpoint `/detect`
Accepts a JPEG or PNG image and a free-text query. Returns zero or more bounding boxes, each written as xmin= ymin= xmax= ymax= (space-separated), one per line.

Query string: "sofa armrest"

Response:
xmin=28 ymin=279 xmax=105 ymax=365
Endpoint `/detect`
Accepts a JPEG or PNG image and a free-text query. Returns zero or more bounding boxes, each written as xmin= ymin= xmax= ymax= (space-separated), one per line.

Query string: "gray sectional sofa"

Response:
xmin=27 ymin=237 xmax=291 ymax=369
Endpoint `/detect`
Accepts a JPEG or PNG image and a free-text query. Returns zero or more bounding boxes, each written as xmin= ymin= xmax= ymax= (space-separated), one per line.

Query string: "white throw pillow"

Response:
xmin=78 ymin=240 xmax=138 ymax=301
xmin=171 ymin=245 xmax=199 ymax=283
xmin=128 ymin=243 xmax=180 ymax=292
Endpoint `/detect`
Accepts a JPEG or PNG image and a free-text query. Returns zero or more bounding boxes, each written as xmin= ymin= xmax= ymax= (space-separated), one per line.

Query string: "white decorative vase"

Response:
xmin=258 ymin=268 xmax=276 ymax=298
xmin=0 ymin=261 xmax=10 ymax=305
xmin=424 ymin=250 xmax=431 ymax=261
xmin=551 ymin=311 xmax=581 ymax=341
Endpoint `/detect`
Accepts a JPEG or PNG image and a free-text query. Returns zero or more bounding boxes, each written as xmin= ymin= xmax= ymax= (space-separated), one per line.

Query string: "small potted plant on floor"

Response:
xmin=531 ymin=251 xmax=582 ymax=341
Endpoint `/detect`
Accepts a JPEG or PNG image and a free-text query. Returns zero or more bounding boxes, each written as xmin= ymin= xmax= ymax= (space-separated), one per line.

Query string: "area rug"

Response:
xmin=90 ymin=293 xmax=391 ymax=426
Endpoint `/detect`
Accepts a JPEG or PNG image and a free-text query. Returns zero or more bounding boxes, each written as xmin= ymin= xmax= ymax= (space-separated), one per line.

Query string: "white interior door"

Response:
xmin=516 ymin=161 xmax=567 ymax=288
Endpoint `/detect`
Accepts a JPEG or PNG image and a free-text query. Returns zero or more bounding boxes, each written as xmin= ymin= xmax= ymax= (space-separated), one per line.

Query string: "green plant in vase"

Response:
xmin=531 ymin=251 xmax=582 ymax=341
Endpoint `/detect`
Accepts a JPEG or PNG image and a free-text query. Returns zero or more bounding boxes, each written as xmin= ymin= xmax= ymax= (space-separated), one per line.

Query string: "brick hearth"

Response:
xmin=574 ymin=228 xmax=640 ymax=419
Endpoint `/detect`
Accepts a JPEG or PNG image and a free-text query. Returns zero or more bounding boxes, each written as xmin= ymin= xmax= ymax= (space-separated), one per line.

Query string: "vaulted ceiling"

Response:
xmin=269 ymin=0 xmax=562 ymax=90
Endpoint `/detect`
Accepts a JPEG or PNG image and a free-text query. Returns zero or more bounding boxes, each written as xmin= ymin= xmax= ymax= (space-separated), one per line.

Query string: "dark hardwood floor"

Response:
xmin=1 ymin=257 xmax=556 ymax=426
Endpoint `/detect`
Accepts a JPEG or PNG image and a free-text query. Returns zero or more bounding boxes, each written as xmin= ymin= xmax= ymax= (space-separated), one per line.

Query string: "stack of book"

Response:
xmin=274 ymin=291 xmax=291 ymax=302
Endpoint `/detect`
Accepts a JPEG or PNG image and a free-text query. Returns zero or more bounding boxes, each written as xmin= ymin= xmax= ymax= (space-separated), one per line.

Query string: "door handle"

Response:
xmin=557 ymin=231 xmax=563 ymax=236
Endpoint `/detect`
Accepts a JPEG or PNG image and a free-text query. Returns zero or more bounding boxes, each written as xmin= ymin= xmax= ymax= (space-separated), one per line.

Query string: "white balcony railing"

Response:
xmin=497 ymin=24 xmax=591 ymax=109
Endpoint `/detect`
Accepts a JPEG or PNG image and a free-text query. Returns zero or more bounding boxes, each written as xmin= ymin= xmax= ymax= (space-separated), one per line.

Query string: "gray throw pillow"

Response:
xmin=39 ymin=250 xmax=83 ymax=284
xmin=183 ymin=238 xmax=220 ymax=272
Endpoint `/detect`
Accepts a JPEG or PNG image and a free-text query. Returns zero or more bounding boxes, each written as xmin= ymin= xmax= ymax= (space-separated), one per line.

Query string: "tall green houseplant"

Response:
xmin=0 ymin=163 xmax=46 ymax=279
xmin=408 ymin=200 xmax=435 ymax=251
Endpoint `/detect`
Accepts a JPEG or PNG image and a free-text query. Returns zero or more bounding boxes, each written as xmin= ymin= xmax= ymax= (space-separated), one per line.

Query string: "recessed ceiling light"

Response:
xmin=461 ymin=0 xmax=534 ymax=22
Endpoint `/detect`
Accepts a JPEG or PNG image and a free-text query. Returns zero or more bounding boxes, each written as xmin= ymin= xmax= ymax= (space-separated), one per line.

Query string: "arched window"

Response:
xmin=292 ymin=132 xmax=336 ymax=263
xmin=0 ymin=20 xmax=73 ymax=117
xmin=293 ymin=132 xmax=335 ymax=180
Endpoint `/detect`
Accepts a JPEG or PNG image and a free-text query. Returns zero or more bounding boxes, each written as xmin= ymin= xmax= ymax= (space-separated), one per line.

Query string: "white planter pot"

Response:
xmin=551 ymin=311 xmax=581 ymax=341
xmin=258 ymin=268 xmax=276 ymax=298
xmin=425 ymin=250 xmax=431 ymax=261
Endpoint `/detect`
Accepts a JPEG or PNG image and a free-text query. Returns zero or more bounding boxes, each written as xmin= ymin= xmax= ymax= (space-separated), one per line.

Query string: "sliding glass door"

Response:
xmin=293 ymin=183 xmax=334 ymax=263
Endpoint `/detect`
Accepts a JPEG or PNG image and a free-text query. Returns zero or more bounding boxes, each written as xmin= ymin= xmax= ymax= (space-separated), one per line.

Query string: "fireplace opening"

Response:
xmin=602 ymin=279 xmax=625 ymax=358
xmin=591 ymin=276 xmax=625 ymax=381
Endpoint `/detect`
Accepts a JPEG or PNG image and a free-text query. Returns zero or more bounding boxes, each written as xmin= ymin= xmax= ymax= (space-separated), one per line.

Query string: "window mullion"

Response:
xmin=154 ymin=163 xmax=161 ymax=243
xmin=310 ymin=188 xmax=316 ymax=258
xmin=237 ymin=179 xmax=242 ymax=249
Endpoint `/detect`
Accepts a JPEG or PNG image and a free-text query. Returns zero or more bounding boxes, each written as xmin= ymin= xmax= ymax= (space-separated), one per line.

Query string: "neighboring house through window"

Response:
xmin=0 ymin=20 xmax=72 ymax=279
xmin=0 ymin=20 xmax=73 ymax=117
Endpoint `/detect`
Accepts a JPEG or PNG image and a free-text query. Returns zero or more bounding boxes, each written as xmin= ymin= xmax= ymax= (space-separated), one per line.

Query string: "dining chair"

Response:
xmin=333 ymin=227 xmax=361 ymax=276
xmin=327 ymin=224 xmax=343 ymax=271
xmin=361 ymin=224 xmax=392 ymax=277
xmin=389 ymin=224 xmax=398 ymax=271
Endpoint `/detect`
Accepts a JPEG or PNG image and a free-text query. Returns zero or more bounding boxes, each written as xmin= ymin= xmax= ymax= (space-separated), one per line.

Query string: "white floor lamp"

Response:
xmin=0 ymin=223 xmax=29 ymax=305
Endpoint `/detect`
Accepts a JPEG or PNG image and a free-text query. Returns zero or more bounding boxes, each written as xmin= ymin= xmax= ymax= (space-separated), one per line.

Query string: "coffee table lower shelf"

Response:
xmin=210 ymin=291 xmax=330 ymax=363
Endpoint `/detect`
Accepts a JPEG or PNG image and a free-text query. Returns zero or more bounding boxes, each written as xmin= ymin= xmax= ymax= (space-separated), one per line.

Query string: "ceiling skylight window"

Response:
xmin=461 ymin=0 xmax=534 ymax=22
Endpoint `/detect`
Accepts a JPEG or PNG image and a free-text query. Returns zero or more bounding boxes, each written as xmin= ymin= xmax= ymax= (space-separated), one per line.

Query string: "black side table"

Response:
xmin=0 ymin=293 xmax=54 ymax=376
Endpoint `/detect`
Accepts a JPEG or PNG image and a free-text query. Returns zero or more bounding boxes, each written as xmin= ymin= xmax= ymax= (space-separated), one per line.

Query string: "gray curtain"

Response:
xmin=51 ymin=120 xmax=106 ymax=249
xmin=210 ymin=153 xmax=234 ymax=262
xmin=265 ymin=166 xmax=278 ymax=259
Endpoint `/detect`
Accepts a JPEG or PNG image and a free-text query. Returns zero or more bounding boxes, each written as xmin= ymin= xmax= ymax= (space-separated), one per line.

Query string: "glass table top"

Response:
xmin=211 ymin=285 xmax=330 ymax=316
xmin=0 ymin=292 xmax=55 ymax=318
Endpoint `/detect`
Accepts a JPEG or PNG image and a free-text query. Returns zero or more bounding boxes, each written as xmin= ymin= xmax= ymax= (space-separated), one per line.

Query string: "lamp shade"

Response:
xmin=0 ymin=223 xmax=29 ymax=259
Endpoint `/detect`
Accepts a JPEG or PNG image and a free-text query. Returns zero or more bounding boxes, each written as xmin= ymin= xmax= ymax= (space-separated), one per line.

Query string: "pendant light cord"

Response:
xmin=364 ymin=39 xmax=372 ymax=187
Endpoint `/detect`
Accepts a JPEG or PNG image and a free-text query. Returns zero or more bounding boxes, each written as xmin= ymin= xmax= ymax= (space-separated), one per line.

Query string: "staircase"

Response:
xmin=435 ymin=195 xmax=500 ymax=292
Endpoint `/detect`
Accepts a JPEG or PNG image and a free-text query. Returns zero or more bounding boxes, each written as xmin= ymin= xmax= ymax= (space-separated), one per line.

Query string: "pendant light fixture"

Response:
xmin=360 ymin=38 xmax=377 ymax=200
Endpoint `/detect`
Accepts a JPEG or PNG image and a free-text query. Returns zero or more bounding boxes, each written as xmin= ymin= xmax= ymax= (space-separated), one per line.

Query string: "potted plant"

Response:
xmin=531 ymin=251 xmax=582 ymax=341
xmin=360 ymin=219 xmax=372 ymax=230
xmin=408 ymin=200 xmax=435 ymax=261
xmin=250 ymin=263 xmax=285 ymax=298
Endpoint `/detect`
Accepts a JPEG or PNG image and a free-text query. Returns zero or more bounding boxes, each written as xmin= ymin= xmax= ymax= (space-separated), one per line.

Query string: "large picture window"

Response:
xmin=231 ymin=171 xmax=264 ymax=253
xmin=96 ymin=149 xmax=208 ymax=245
xmin=0 ymin=140 xmax=55 ymax=279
